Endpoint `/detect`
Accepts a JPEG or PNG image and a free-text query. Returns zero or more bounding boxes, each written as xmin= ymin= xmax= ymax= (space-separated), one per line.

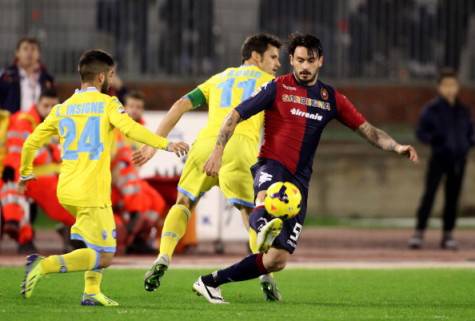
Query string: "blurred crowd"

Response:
xmin=0 ymin=36 xmax=473 ymax=255
xmin=2 ymin=1 xmax=474 ymax=81
xmin=259 ymin=0 xmax=475 ymax=79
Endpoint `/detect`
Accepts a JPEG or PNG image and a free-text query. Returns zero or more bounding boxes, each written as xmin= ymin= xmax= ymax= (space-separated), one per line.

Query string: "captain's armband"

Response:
xmin=185 ymin=88 xmax=206 ymax=110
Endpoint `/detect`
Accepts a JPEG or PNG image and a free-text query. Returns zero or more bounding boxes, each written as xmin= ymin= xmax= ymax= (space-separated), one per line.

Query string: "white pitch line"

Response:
xmin=111 ymin=261 xmax=475 ymax=270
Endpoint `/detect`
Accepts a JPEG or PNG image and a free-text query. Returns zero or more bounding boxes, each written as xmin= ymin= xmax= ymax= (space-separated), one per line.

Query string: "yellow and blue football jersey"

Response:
xmin=176 ymin=65 xmax=274 ymax=206
xmin=20 ymin=87 xmax=169 ymax=207
xmin=195 ymin=64 xmax=274 ymax=143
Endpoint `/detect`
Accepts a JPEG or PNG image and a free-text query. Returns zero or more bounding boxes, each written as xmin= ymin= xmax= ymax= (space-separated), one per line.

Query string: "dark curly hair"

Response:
xmin=288 ymin=33 xmax=323 ymax=57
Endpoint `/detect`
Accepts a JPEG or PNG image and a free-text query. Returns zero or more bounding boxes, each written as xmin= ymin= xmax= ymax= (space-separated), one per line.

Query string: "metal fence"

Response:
xmin=1 ymin=0 xmax=474 ymax=83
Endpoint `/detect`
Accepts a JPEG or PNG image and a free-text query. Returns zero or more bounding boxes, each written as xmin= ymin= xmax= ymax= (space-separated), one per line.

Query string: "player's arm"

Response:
xmin=108 ymin=98 xmax=188 ymax=157
xmin=132 ymin=88 xmax=204 ymax=166
xmin=18 ymin=108 xmax=57 ymax=191
xmin=203 ymin=81 xmax=276 ymax=176
xmin=357 ymin=122 xmax=417 ymax=162
xmin=156 ymin=96 xmax=194 ymax=136
xmin=335 ymin=91 xmax=418 ymax=163
xmin=156 ymin=87 xmax=206 ymax=137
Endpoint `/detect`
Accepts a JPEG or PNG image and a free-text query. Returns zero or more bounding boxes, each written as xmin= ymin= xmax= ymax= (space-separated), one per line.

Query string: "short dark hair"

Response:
xmin=241 ymin=33 xmax=282 ymax=63
xmin=288 ymin=33 xmax=323 ymax=57
xmin=16 ymin=37 xmax=41 ymax=51
xmin=78 ymin=49 xmax=115 ymax=82
xmin=437 ymin=67 xmax=458 ymax=84
xmin=125 ymin=90 xmax=145 ymax=103
xmin=39 ymin=87 xmax=58 ymax=100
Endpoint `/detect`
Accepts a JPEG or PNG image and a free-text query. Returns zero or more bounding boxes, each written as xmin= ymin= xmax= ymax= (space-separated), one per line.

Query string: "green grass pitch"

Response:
xmin=1 ymin=267 xmax=474 ymax=321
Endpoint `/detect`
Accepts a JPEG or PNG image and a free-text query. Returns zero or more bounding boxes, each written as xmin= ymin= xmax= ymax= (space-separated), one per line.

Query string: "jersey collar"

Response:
xmin=75 ymin=87 xmax=98 ymax=94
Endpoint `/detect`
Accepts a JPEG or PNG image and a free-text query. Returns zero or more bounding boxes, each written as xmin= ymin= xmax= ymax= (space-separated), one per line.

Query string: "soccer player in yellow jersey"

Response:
xmin=133 ymin=34 xmax=283 ymax=300
xmin=18 ymin=49 xmax=189 ymax=306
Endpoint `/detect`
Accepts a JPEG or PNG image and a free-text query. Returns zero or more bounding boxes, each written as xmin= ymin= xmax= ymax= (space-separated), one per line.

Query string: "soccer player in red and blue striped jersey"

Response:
xmin=193 ymin=33 xmax=419 ymax=304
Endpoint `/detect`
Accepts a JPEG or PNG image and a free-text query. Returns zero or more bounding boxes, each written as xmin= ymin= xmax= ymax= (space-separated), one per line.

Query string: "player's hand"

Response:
xmin=18 ymin=176 xmax=35 ymax=194
xmin=132 ymin=145 xmax=157 ymax=166
xmin=166 ymin=141 xmax=189 ymax=157
xmin=395 ymin=144 xmax=419 ymax=163
xmin=203 ymin=149 xmax=223 ymax=177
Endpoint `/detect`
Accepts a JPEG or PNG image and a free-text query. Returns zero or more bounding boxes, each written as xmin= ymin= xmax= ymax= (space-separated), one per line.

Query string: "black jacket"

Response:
xmin=0 ymin=64 xmax=54 ymax=113
xmin=416 ymin=96 xmax=474 ymax=159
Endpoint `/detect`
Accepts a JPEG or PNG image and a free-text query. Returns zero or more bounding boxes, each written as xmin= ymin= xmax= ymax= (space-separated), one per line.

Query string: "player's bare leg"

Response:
xmin=239 ymin=206 xmax=250 ymax=230
xmin=144 ymin=193 xmax=194 ymax=292
xmin=263 ymin=248 xmax=289 ymax=272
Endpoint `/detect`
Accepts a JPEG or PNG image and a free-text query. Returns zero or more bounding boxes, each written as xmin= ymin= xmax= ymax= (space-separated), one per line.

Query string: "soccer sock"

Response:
xmin=40 ymin=248 xmax=98 ymax=274
xmin=158 ymin=204 xmax=191 ymax=262
xmin=202 ymin=253 xmax=268 ymax=288
xmin=84 ymin=269 xmax=103 ymax=294
xmin=249 ymin=223 xmax=274 ymax=279
xmin=249 ymin=205 xmax=272 ymax=232
xmin=248 ymin=228 xmax=259 ymax=254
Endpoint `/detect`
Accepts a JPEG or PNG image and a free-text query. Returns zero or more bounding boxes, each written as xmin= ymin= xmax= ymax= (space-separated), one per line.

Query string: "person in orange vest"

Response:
xmin=0 ymin=109 xmax=10 ymax=173
xmin=111 ymin=91 xmax=167 ymax=254
xmin=1 ymin=88 xmax=75 ymax=253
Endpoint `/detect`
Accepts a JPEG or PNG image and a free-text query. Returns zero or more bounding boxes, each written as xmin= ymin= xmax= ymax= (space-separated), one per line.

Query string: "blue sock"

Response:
xmin=249 ymin=206 xmax=273 ymax=232
xmin=202 ymin=253 xmax=268 ymax=287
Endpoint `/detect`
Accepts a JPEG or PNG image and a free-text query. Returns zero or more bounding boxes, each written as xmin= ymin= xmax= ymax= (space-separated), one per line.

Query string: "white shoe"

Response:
xmin=256 ymin=218 xmax=283 ymax=253
xmin=260 ymin=274 xmax=282 ymax=301
xmin=192 ymin=277 xmax=228 ymax=304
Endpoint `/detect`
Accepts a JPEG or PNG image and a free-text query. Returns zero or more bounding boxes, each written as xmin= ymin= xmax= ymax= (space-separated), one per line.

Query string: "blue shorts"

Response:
xmin=251 ymin=159 xmax=308 ymax=254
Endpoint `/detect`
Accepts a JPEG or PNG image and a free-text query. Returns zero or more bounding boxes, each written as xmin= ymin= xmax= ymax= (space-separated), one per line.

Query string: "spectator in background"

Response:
xmin=0 ymin=37 xmax=54 ymax=113
xmin=1 ymin=88 xmax=75 ymax=253
xmin=108 ymin=72 xmax=128 ymax=104
xmin=409 ymin=68 xmax=474 ymax=250
xmin=158 ymin=0 xmax=215 ymax=75
xmin=96 ymin=0 xmax=149 ymax=73
xmin=112 ymin=91 xmax=167 ymax=254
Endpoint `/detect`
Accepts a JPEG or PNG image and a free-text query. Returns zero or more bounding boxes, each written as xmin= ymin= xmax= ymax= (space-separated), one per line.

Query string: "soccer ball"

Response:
xmin=264 ymin=181 xmax=302 ymax=219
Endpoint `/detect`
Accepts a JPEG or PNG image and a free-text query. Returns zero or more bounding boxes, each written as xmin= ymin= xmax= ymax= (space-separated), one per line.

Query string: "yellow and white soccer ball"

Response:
xmin=264 ymin=181 xmax=302 ymax=219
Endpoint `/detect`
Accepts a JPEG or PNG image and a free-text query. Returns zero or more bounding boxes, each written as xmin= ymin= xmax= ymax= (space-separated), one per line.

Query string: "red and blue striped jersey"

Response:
xmin=235 ymin=73 xmax=366 ymax=186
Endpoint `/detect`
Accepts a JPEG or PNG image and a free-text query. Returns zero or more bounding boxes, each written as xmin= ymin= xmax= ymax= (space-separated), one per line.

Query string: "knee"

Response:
xmin=98 ymin=252 xmax=115 ymax=268
xmin=263 ymin=249 xmax=288 ymax=272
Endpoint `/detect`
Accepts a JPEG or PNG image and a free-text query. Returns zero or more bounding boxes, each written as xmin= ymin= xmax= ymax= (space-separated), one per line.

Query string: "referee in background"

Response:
xmin=409 ymin=68 xmax=474 ymax=250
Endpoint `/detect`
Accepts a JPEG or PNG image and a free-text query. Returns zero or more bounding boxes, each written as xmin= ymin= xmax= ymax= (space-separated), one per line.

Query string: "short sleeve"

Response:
xmin=197 ymin=74 xmax=219 ymax=103
xmin=235 ymin=80 xmax=277 ymax=120
xmin=335 ymin=90 xmax=366 ymax=130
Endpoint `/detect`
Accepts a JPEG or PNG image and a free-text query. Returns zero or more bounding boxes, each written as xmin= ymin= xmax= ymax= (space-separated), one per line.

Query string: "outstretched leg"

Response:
xmin=194 ymin=247 xmax=289 ymax=304
xmin=144 ymin=193 xmax=193 ymax=292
